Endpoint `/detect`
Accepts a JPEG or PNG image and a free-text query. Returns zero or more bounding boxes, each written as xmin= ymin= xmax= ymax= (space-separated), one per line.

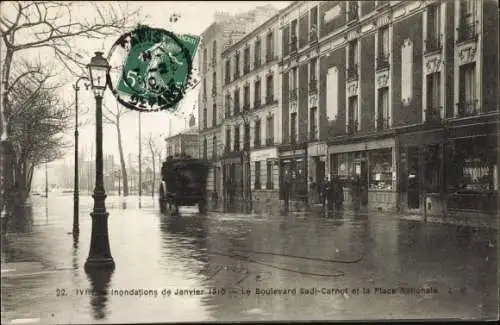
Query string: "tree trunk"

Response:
xmin=117 ymin=123 xmax=129 ymax=196
xmin=151 ymin=153 xmax=156 ymax=198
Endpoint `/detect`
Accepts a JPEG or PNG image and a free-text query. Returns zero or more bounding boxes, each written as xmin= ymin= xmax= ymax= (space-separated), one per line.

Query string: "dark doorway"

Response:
xmin=407 ymin=146 xmax=420 ymax=209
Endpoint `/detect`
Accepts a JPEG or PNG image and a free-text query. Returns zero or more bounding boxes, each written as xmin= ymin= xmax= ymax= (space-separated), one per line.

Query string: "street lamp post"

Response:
xmin=73 ymin=76 xmax=89 ymax=236
xmin=84 ymin=51 xmax=114 ymax=270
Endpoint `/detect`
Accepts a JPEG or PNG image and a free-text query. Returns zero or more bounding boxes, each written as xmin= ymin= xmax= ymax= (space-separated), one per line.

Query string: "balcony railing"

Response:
xmin=266 ymin=181 xmax=274 ymax=190
xmin=234 ymin=142 xmax=240 ymax=152
xmin=425 ymin=36 xmax=442 ymax=53
xmin=376 ymin=1 xmax=390 ymax=10
xmin=376 ymin=54 xmax=390 ymax=70
xmin=255 ymin=58 xmax=261 ymax=69
xmin=456 ymin=100 xmax=479 ymax=117
xmin=347 ymin=64 xmax=358 ymax=81
xmin=347 ymin=6 xmax=359 ymax=23
xmin=310 ymin=126 xmax=318 ymax=141
xmin=376 ymin=115 xmax=390 ymax=130
xmin=254 ymin=99 xmax=261 ymax=109
xmin=309 ymin=79 xmax=317 ymax=94
xmin=309 ymin=31 xmax=318 ymax=43
xmin=347 ymin=120 xmax=358 ymax=135
xmin=290 ymin=36 xmax=298 ymax=52
xmin=266 ymin=94 xmax=275 ymax=105
xmin=457 ymin=22 xmax=477 ymax=43
xmin=266 ymin=53 xmax=274 ymax=63
xmin=289 ymin=89 xmax=298 ymax=101
xmin=224 ymin=144 xmax=231 ymax=153
xmin=266 ymin=137 xmax=274 ymax=146
xmin=243 ymin=64 xmax=250 ymax=75
xmin=425 ymin=106 xmax=442 ymax=122
xmin=243 ymin=104 xmax=250 ymax=112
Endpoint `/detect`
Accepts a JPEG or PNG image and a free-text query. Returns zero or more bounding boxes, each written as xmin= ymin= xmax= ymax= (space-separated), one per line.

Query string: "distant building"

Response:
xmin=164 ymin=126 xmax=200 ymax=159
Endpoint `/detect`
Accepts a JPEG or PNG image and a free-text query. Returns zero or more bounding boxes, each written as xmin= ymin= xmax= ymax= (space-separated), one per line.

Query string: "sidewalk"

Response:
xmin=282 ymin=201 xmax=498 ymax=230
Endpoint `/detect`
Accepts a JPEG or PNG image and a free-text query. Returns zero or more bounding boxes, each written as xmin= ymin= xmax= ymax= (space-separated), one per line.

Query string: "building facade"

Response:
xmin=198 ymin=7 xmax=281 ymax=211
xmin=221 ymin=10 xmax=282 ymax=213
xmin=276 ymin=0 xmax=498 ymax=223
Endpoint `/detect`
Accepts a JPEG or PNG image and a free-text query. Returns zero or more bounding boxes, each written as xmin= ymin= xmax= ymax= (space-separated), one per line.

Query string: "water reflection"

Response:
xmin=9 ymin=205 xmax=34 ymax=233
xmin=85 ymin=267 xmax=114 ymax=320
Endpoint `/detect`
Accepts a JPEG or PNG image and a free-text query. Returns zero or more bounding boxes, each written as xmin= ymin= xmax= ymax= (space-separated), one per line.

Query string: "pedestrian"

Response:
xmin=320 ymin=177 xmax=327 ymax=210
xmin=325 ymin=177 xmax=334 ymax=217
xmin=283 ymin=172 xmax=291 ymax=212
xmin=309 ymin=177 xmax=316 ymax=205
xmin=333 ymin=176 xmax=343 ymax=212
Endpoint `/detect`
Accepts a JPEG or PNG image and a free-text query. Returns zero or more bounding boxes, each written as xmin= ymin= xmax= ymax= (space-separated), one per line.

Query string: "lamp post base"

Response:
xmin=84 ymin=257 xmax=115 ymax=270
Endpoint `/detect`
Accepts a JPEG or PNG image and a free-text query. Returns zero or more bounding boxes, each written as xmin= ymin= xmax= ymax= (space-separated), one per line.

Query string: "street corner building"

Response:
xmin=196 ymin=0 xmax=499 ymax=226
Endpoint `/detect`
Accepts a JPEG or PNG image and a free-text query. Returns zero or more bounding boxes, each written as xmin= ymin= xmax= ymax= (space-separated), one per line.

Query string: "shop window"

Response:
xmin=369 ymin=149 xmax=393 ymax=190
xmin=255 ymin=161 xmax=261 ymax=189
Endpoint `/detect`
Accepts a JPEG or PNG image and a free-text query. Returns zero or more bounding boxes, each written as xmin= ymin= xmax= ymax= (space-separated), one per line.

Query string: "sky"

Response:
xmin=1 ymin=1 xmax=291 ymax=173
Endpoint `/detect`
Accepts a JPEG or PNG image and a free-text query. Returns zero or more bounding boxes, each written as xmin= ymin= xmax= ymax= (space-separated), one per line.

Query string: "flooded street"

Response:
xmin=1 ymin=194 xmax=498 ymax=323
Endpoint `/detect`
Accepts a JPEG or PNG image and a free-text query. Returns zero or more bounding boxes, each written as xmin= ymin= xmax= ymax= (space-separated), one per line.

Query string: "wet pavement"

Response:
xmin=1 ymin=193 xmax=498 ymax=323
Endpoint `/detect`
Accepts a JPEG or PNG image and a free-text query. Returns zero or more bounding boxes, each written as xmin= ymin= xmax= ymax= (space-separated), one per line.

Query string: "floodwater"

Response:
xmin=1 ymin=194 xmax=498 ymax=323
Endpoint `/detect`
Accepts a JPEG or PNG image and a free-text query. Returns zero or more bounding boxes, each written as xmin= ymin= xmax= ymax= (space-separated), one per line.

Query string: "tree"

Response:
xmin=0 ymin=1 xmax=144 ymax=212
xmin=8 ymin=67 xmax=72 ymax=205
xmin=103 ymin=102 xmax=130 ymax=196
xmin=145 ymin=132 xmax=163 ymax=198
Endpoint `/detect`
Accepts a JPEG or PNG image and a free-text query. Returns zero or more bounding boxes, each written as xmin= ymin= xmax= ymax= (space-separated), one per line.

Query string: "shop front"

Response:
xmin=445 ymin=122 xmax=498 ymax=219
xmin=328 ymin=137 xmax=397 ymax=211
xmin=308 ymin=142 xmax=327 ymax=204
xmin=221 ymin=152 xmax=244 ymax=211
xmin=250 ymin=147 xmax=279 ymax=214
xmin=279 ymin=146 xmax=308 ymax=204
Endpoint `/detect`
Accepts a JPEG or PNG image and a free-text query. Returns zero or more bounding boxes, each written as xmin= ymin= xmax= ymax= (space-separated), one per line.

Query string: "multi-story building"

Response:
xmin=221 ymin=8 xmax=282 ymax=213
xmin=198 ymin=6 xmax=281 ymax=211
xmin=278 ymin=0 xmax=498 ymax=223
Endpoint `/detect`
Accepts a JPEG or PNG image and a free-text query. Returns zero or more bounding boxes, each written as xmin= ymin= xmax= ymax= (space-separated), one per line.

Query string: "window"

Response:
xmin=266 ymin=160 xmax=274 ymax=189
xmin=290 ymin=112 xmax=297 ymax=143
xmin=426 ymin=72 xmax=441 ymax=121
xmin=377 ymin=26 xmax=390 ymax=71
xmin=244 ymin=84 xmax=250 ymax=110
xmin=266 ymin=74 xmax=274 ymax=102
xmin=348 ymin=40 xmax=359 ymax=80
xmin=377 ymin=87 xmax=390 ymax=129
xmin=309 ymin=58 xmax=317 ymax=93
xmin=203 ymin=47 xmax=207 ymax=72
xmin=203 ymin=107 xmax=207 ymax=129
xmin=348 ymin=96 xmax=358 ymax=133
xmin=458 ymin=63 xmax=477 ymax=116
xmin=290 ymin=67 xmax=298 ymax=100
xmin=290 ymin=20 xmax=298 ymax=51
xmin=225 ymin=128 xmax=231 ymax=152
xmin=225 ymin=60 xmax=231 ymax=84
xmin=212 ymin=40 xmax=217 ymax=65
xmin=310 ymin=6 xmax=318 ymax=41
xmin=254 ymin=79 xmax=261 ymax=108
xmin=266 ymin=114 xmax=274 ymax=145
xmin=212 ymin=135 xmax=217 ymax=158
xmin=254 ymin=119 xmax=261 ymax=147
xmin=369 ymin=149 xmax=393 ymax=190
xmin=234 ymin=125 xmax=240 ymax=151
xmin=233 ymin=88 xmax=240 ymax=114
xmin=266 ymin=32 xmax=274 ymax=61
xmin=254 ymin=161 xmax=261 ymax=189
xmin=225 ymin=94 xmax=231 ymax=117
xmin=347 ymin=1 xmax=359 ymax=22
xmin=427 ymin=4 xmax=441 ymax=51
xmin=234 ymin=53 xmax=240 ymax=78
xmin=203 ymin=138 xmax=207 ymax=159
xmin=212 ymin=71 xmax=217 ymax=95
xmin=202 ymin=80 xmax=206 ymax=99
xmin=310 ymin=106 xmax=318 ymax=140
xmin=244 ymin=123 xmax=250 ymax=150
xmin=244 ymin=47 xmax=250 ymax=74
xmin=255 ymin=39 xmax=261 ymax=67
xmin=212 ymin=103 xmax=217 ymax=126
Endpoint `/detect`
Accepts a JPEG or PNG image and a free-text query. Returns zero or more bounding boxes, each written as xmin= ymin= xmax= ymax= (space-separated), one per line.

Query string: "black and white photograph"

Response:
xmin=1 ymin=0 xmax=499 ymax=323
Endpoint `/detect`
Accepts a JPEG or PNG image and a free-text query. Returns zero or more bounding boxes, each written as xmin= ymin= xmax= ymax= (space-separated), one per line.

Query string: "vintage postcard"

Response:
xmin=0 ymin=0 xmax=498 ymax=323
